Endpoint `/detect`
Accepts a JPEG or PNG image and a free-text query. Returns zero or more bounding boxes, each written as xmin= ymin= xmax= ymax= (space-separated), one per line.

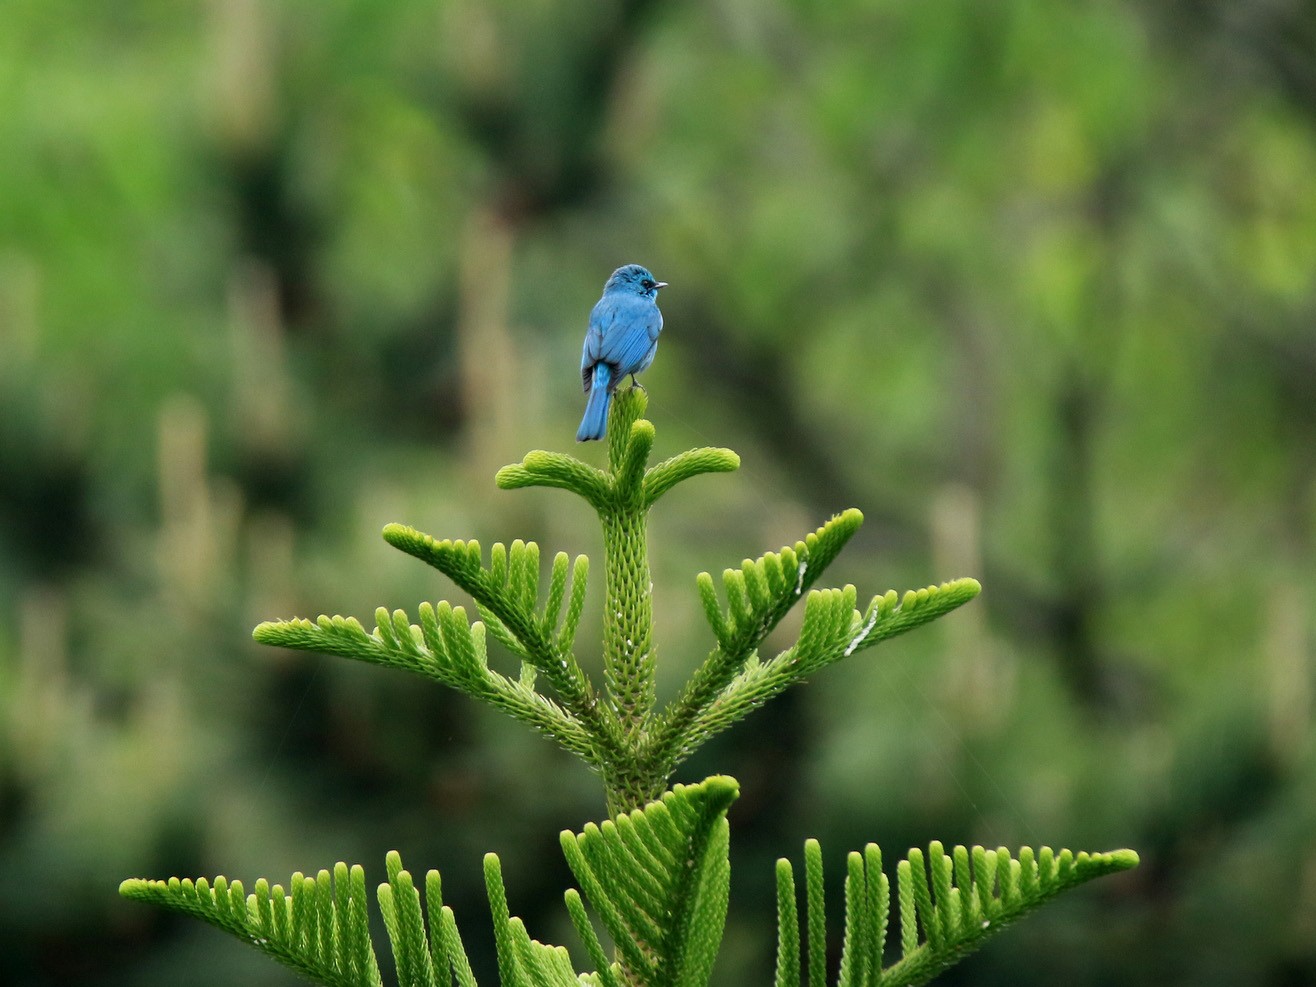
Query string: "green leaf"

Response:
xmin=836 ymin=852 xmax=868 ymax=987
xmin=805 ymin=840 xmax=826 ymax=987
xmin=254 ymin=613 xmax=381 ymax=664
xmin=615 ymin=419 xmax=656 ymax=507
xmin=542 ymin=552 xmax=571 ymax=639
xmin=560 ymin=776 xmax=739 ymax=987
xmin=378 ymin=851 xmax=437 ymax=987
xmin=121 ymin=863 xmax=383 ymax=987
xmin=424 ymin=871 xmax=452 ymax=987
xmin=436 ymin=905 xmax=479 ymax=987
xmin=863 ymin=846 xmax=887 ymax=987
xmin=564 ymin=889 xmax=623 ymax=987
xmin=485 ymin=853 xmax=584 ymax=987
xmin=774 ymin=859 xmax=800 ymax=987
xmin=605 ymin=387 xmax=649 ymax=480
xmin=559 ymin=554 xmax=590 ymax=651
xmin=484 ymin=854 xmax=522 ymax=987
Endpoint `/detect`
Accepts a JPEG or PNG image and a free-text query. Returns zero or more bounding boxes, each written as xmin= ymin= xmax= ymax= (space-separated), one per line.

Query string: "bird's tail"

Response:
xmin=576 ymin=366 xmax=613 ymax=442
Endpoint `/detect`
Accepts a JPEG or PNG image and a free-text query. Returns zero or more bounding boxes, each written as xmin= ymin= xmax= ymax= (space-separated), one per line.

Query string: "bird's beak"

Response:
xmin=654 ymin=281 xmax=669 ymax=290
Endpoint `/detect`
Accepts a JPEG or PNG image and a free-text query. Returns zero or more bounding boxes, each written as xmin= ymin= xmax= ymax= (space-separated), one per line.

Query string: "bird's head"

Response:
xmin=605 ymin=264 xmax=668 ymax=298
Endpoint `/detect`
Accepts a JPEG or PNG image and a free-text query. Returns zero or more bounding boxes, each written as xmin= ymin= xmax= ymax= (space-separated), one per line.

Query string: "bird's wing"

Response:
xmin=597 ymin=297 xmax=662 ymax=375
xmin=581 ymin=301 xmax=614 ymax=388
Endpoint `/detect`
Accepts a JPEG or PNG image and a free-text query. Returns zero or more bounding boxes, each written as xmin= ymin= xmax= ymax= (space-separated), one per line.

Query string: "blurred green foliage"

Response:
xmin=0 ymin=1 xmax=1313 ymax=984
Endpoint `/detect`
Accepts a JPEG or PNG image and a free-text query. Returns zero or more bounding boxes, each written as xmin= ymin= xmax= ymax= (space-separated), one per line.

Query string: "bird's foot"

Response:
xmin=628 ymin=376 xmax=647 ymax=394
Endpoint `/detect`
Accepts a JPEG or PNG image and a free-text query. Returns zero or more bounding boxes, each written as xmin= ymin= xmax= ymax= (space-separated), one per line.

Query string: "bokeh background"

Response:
xmin=2 ymin=1 xmax=1315 ymax=984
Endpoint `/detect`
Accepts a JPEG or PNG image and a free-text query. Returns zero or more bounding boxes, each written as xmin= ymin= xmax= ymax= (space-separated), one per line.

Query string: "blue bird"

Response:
xmin=576 ymin=264 xmax=667 ymax=442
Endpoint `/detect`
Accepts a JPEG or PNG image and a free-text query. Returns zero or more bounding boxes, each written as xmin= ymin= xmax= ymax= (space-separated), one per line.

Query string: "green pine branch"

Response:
xmin=775 ymin=839 xmax=1140 ymax=987
xmin=559 ymin=775 xmax=739 ymax=987
xmin=494 ymin=390 xmax=739 ymax=514
xmin=645 ymin=509 xmax=864 ymax=771
xmin=121 ymin=341 xmax=1145 ymax=987
xmin=120 ymin=850 xmax=483 ymax=987
xmin=649 ymin=576 xmax=981 ymax=777
xmin=496 ymin=390 xmax=736 ymax=810
xmin=376 ymin=527 xmax=600 ymax=726
xmin=120 ymin=805 xmax=1137 ymax=987
xmin=251 ymin=386 xmax=981 ymax=811
xmin=121 ymin=776 xmax=741 ymax=987
xmin=252 ymin=602 xmax=602 ymax=765
xmin=485 ymin=852 xmax=584 ymax=987
xmin=120 ymin=863 xmax=383 ymax=987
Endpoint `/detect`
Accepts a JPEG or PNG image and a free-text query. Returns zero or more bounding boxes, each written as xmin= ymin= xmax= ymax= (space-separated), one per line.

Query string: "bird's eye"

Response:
xmin=641 ymin=279 xmax=655 ymax=290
